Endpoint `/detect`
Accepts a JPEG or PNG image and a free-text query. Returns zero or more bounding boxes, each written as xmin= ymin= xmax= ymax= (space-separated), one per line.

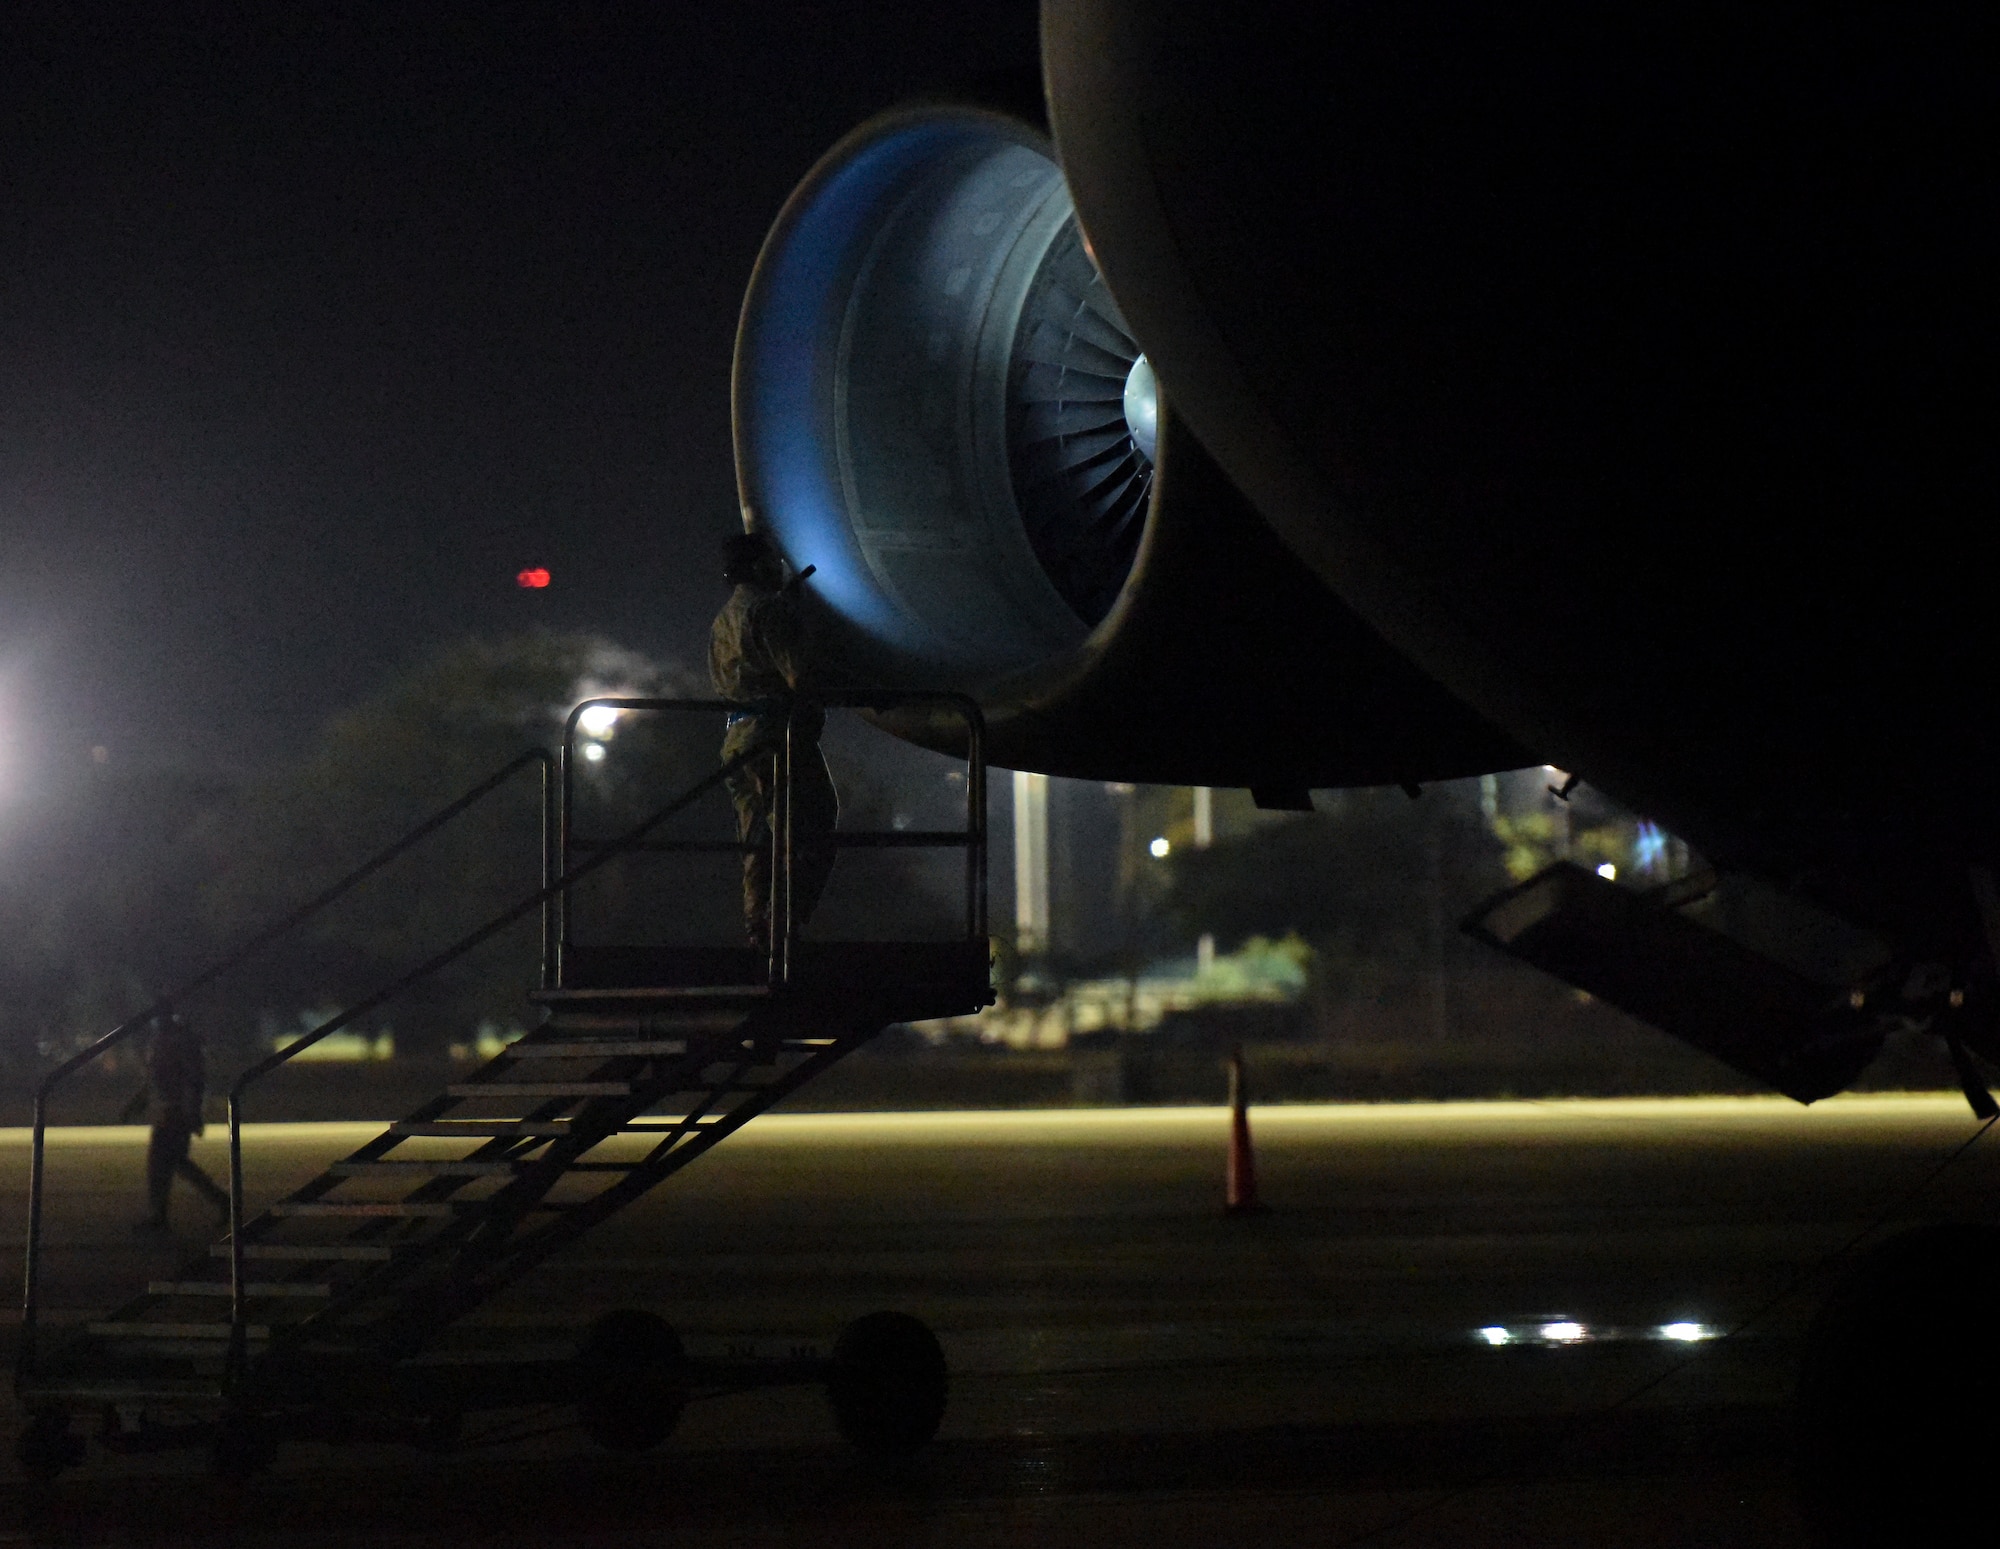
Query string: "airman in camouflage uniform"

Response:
xmin=709 ymin=532 xmax=838 ymax=950
xmin=120 ymin=1011 xmax=229 ymax=1232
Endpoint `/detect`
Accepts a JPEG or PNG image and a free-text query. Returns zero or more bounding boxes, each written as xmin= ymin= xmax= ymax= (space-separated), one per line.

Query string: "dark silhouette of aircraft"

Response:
xmin=732 ymin=1 xmax=1994 ymax=1107
xmin=731 ymin=10 xmax=1993 ymax=1538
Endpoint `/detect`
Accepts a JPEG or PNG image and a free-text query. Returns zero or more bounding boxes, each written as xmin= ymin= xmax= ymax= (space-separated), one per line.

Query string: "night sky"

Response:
xmin=1 ymin=2 xmax=1038 ymax=792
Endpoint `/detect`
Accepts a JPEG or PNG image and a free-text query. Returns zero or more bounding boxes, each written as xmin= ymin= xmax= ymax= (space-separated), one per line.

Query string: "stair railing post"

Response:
xmin=965 ymin=702 xmax=987 ymax=942
xmin=540 ymin=745 xmax=557 ymax=989
xmin=778 ymin=705 xmax=796 ymax=987
xmin=20 ymin=1014 xmax=164 ymax=1386
xmin=558 ymin=713 xmax=577 ymax=986
xmin=19 ymin=1089 xmax=50 ymax=1382
xmin=227 ymin=1089 xmax=247 ymax=1386
xmin=759 ymin=723 xmax=776 ymax=988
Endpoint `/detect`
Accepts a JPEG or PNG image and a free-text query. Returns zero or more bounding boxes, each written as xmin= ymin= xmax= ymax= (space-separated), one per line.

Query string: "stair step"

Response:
xmin=148 ymin=1281 xmax=332 ymax=1298
xmin=212 ymin=1244 xmax=394 ymax=1262
xmin=446 ymin=1082 xmax=632 ymax=1098
xmin=531 ymin=986 xmax=770 ymax=1003
xmin=507 ymin=1041 xmax=687 ymax=1058
xmin=89 ymin=1322 xmax=269 ymax=1340
xmin=545 ymin=1011 xmax=745 ymax=1032
xmin=272 ymin=1201 xmax=461 ymax=1218
xmin=390 ymin=1120 xmax=572 ymax=1137
xmin=329 ymin=1160 xmax=520 ymax=1177
xmin=621 ymin=1117 xmax=724 ymax=1131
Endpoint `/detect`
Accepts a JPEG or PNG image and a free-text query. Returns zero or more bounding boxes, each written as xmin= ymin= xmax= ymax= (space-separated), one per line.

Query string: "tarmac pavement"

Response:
xmin=3 ymin=1096 xmax=1996 ymax=1545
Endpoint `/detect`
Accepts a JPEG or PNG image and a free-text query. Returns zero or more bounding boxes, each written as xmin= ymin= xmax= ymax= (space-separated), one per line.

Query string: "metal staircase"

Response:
xmin=17 ymin=693 xmax=990 ymax=1472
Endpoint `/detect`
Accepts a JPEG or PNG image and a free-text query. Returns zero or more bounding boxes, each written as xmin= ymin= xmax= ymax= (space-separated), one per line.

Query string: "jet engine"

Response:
xmin=731 ymin=103 xmax=1524 ymax=790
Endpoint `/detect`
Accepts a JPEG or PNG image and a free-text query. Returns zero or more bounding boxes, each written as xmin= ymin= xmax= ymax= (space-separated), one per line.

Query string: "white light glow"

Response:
xmin=1478 ymin=1326 xmax=1512 ymax=1346
xmin=1658 ymin=1321 xmax=1715 ymax=1343
xmin=1148 ymin=836 xmax=1170 ymax=859
xmin=582 ymin=742 xmax=607 ymax=764
xmin=578 ymin=705 xmax=621 ymax=738
xmin=1540 ymin=1320 xmax=1587 ymax=1344
xmin=1596 ymin=862 xmax=1618 ymax=881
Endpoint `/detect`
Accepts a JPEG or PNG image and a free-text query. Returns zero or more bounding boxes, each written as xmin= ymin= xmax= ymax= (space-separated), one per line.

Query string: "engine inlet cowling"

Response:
xmin=733 ymin=106 xmax=1152 ymax=685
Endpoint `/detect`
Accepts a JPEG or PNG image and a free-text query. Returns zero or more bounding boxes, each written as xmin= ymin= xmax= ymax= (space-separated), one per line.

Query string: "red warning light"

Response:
xmin=516 ymin=567 xmax=551 ymax=589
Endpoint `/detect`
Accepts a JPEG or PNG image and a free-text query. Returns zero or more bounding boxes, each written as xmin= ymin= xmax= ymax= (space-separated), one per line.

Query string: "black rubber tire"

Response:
xmin=576 ymin=1309 xmax=689 ymax=1453
xmin=826 ymin=1311 xmax=948 ymax=1457
xmin=15 ymin=1409 xmax=83 ymax=1480
xmin=1792 ymin=1223 xmax=2000 ymax=1547
xmin=210 ymin=1411 xmax=276 ymax=1479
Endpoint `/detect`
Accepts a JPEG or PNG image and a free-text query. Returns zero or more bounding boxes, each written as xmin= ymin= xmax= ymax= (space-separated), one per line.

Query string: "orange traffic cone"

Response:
xmin=1225 ymin=1044 xmax=1265 ymax=1215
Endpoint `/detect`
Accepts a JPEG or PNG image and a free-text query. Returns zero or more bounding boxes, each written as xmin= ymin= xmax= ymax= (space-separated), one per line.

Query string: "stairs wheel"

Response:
xmin=211 ymin=1411 xmax=277 ymax=1479
xmin=16 ymin=1409 xmax=85 ymax=1480
xmin=576 ymin=1309 xmax=689 ymax=1453
xmin=826 ymin=1311 xmax=948 ymax=1457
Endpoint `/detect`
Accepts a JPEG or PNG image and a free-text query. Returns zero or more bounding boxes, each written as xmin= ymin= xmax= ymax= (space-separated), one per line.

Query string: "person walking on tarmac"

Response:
xmin=120 ymin=1010 xmax=230 ymax=1233
xmin=709 ymin=531 xmax=839 ymax=952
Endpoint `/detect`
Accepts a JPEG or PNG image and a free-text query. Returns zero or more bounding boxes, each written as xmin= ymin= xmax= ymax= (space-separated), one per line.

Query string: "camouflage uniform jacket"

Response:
xmin=709 ymin=583 xmax=823 ymax=744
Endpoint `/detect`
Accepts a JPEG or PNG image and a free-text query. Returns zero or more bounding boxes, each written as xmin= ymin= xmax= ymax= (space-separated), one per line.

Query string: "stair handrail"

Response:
xmin=17 ymin=746 xmax=555 ymax=1384
xmin=780 ymin=688 xmax=987 ymax=968
xmin=558 ymin=690 xmax=988 ymax=983
xmin=220 ymin=734 xmax=781 ymax=1375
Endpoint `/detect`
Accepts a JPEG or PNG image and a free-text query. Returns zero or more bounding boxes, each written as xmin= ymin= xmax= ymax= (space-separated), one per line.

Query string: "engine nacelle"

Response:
xmin=732 ymin=104 xmax=1526 ymax=788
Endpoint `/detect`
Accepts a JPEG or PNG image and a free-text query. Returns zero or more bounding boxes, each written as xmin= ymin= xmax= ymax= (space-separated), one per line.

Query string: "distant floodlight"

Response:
xmin=578 ymin=705 xmax=620 ymax=738
xmin=517 ymin=567 xmax=551 ymax=588
xmin=1596 ymin=861 xmax=1618 ymax=881
xmin=581 ymin=742 xmax=607 ymax=764
xmin=1149 ymin=836 xmax=1171 ymax=859
xmin=1658 ymin=1321 xmax=1714 ymax=1343
xmin=1478 ymin=1326 xmax=1512 ymax=1347
xmin=1540 ymin=1320 xmax=1587 ymax=1344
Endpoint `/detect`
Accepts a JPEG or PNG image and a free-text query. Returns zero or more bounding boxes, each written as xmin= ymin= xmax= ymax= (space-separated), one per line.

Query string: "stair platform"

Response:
xmin=549 ymin=940 xmax=991 ymax=1017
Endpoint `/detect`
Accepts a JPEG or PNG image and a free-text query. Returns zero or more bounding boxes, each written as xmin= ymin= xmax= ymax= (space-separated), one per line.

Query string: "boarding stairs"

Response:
xmin=17 ymin=694 xmax=990 ymax=1470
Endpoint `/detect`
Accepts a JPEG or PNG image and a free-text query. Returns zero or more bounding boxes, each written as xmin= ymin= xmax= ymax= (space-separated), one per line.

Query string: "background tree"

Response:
xmin=0 ymin=762 xmax=236 ymax=1081
xmin=193 ymin=633 xmax=701 ymax=1059
xmin=1165 ymin=783 xmax=1509 ymax=1038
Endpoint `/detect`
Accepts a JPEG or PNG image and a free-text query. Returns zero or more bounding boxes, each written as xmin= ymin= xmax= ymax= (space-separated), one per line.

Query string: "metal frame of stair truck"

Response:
xmin=16 ymin=692 xmax=989 ymax=1465
xmin=18 ymin=746 xmax=559 ymax=1388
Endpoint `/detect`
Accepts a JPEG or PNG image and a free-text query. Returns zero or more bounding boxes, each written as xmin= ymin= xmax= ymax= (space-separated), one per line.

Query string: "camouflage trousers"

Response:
xmin=722 ymin=717 xmax=839 ymax=947
xmin=146 ymin=1112 xmax=228 ymax=1225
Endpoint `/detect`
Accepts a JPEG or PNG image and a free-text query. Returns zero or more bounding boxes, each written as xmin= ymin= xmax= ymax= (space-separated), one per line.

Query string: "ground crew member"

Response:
xmin=120 ymin=1010 xmax=230 ymax=1233
xmin=709 ymin=531 xmax=839 ymax=951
